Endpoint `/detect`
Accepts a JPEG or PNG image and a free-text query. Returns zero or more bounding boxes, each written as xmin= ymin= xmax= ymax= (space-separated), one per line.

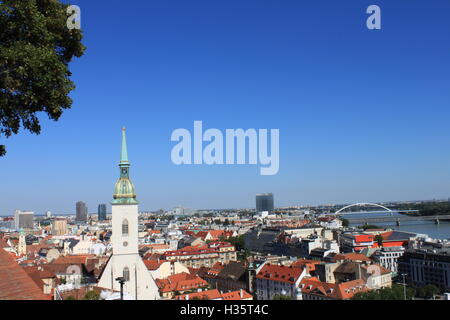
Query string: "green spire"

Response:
xmin=112 ymin=127 xmax=138 ymax=205
xmin=120 ymin=127 xmax=129 ymax=164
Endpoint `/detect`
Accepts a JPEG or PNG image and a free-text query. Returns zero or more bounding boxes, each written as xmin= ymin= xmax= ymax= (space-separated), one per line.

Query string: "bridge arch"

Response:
xmin=334 ymin=202 xmax=393 ymax=215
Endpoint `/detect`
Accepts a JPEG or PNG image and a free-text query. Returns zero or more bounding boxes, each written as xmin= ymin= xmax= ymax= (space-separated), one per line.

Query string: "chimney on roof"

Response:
xmin=186 ymin=294 xmax=189 ymax=300
xmin=240 ymin=289 xmax=243 ymax=298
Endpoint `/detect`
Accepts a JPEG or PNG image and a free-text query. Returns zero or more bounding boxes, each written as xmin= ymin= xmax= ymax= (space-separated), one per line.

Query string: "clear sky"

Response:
xmin=1 ymin=0 xmax=450 ymax=215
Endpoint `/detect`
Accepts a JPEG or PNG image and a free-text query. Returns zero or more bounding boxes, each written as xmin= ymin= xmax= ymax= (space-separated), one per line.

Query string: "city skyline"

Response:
xmin=1 ymin=0 xmax=450 ymax=214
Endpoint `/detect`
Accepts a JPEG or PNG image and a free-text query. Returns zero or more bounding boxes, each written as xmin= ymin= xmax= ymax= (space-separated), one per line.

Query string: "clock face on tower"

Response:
xmin=123 ymin=241 xmax=128 ymax=247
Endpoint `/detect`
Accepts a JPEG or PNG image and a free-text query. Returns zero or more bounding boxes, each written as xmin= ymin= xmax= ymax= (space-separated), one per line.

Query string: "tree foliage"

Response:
xmin=416 ymin=284 xmax=440 ymax=299
xmin=398 ymin=201 xmax=450 ymax=216
xmin=0 ymin=0 xmax=86 ymax=156
xmin=219 ymin=235 xmax=246 ymax=251
xmin=374 ymin=234 xmax=384 ymax=246
xmin=352 ymin=284 xmax=415 ymax=300
xmin=83 ymin=290 xmax=100 ymax=300
xmin=341 ymin=218 xmax=349 ymax=228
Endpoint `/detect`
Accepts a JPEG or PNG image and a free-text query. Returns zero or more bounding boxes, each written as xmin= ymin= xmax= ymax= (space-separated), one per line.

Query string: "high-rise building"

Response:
xmin=98 ymin=204 xmax=107 ymax=221
xmin=76 ymin=201 xmax=88 ymax=222
xmin=256 ymin=193 xmax=274 ymax=213
xmin=14 ymin=210 xmax=34 ymax=230
xmin=97 ymin=128 xmax=159 ymax=300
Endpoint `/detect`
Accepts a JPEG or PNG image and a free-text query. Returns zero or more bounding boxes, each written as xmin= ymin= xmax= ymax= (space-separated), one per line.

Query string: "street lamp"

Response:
xmin=115 ymin=277 xmax=125 ymax=300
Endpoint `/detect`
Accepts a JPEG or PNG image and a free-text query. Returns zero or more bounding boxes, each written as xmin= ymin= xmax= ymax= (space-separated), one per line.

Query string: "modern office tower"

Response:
xmin=98 ymin=127 xmax=160 ymax=300
xmin=256 ymin=193 xmax=274 ymax=213
xmin=14 ymin=210 xmax=34 ymax=230
xmin=76 ymin=201 xmax=88 ymax=222
xmin=98 ymin=204 xmax=107 ymax=221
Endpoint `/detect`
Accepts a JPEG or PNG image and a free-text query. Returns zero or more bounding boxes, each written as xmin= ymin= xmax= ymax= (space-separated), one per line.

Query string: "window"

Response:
xmin=123 ymin=267 xmax=130 ymax=281
xmin=122 ymin=219 xmax=129 ymax=236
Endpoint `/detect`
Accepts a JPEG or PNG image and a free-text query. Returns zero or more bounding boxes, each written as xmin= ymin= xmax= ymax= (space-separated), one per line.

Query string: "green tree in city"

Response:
xmin=352 ymin=284 xmax=415 ymax=300
xmin=0 ymin=0 xmax=86 ymax=156
xmin=83 ymin=291 xmax=100 ymax=300
xmin=341 ymin=218 xmax=349 ymax=228
xmin=374 ymin=234 xmax=384 ymax=247
xmin=416 ymin=284 xmax=440 ymax=299
xmin=219 ymin=235 xmax=246 ymax=251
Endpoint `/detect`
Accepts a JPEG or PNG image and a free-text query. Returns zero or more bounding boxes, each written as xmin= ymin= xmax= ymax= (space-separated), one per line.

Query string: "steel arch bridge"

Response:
xmin=334 ymin=202 xmax=393 ymax=215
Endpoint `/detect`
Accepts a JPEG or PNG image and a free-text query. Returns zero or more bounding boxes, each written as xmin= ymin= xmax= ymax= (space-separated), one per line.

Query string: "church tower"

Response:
xmin=18 ymin=229 xmax=26 ymax=256
xmin=98 ymin=128 xmax=160 ymax=300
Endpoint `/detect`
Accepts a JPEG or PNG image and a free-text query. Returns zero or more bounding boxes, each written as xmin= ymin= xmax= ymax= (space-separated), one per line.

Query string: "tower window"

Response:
xmin=123 ymin=267 xmax=130 ymax=282
xmin=122 ymin=219 xmax=129 ymax=236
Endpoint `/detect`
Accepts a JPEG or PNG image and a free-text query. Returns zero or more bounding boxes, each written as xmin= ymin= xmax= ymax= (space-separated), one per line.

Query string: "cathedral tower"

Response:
xmin=98 ymin=128 xmax=159 ymax=300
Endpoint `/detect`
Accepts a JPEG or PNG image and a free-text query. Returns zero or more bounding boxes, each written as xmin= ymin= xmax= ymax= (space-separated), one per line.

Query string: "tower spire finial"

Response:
xmin=120 ymin=127 xmax=129 ymax=164
xmin=113 ymin=127 xmax=138 ymax=204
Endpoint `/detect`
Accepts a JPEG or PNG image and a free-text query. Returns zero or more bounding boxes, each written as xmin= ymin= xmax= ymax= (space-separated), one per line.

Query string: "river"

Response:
xmin=347 ymin=212 xmax=450 ymax=240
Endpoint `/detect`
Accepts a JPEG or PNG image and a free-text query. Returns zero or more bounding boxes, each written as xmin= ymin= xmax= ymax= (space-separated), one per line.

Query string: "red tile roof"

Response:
xmin=256 ymin=264 xmax=303 ymax=284
xmin=23 ymin=266 xmax=58 ymax=291
xmin=143 ymin=259 xmax=164 ymax=271
xmin=361 ymin=264 xmax=391 ymax=275
xmin=221 ymin=290 xmax=252 ymax=300
xmin=175 ymin=289 xmax=222 ymax=300
xmin=291 ymin=259 xmax=321 ymax=273
xmin=175 ymin=288 xmax=252 ymax=300
xmin=300 ymin=278 xmax=370 ymax=300
xmin=52 ymin=254 xmax=94 ymax=265
xmin=331 ymin=253 xmax=372 ymax=263
xmin=0 ymin=249 xmax=51 ymax=300
xmin=0 ymin=238 xmax=9 ymax=249
xmin=156 ymin=272 xmax=209 ymax=293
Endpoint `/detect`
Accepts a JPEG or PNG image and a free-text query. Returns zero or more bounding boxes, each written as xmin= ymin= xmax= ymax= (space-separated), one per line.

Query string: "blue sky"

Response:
xmin=1 ymin=0 xmax=450 ymax=215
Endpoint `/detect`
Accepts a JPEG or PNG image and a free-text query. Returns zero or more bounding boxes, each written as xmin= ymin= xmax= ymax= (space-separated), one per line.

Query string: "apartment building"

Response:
xmin=255 ymin=263 xmax=306 ymax=300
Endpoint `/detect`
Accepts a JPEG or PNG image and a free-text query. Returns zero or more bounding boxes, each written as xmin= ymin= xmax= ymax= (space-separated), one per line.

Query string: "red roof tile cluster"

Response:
xmin=0 ymin=238 xmax=9 ymax=249
xmin=361 ymin=264 xmax=391 ymax=275
xmin=221 ymin=289 xmax=253 ymax=300
xmin=291 ymin=259 xmax=321 ymax=273
xmin=162 ymin=242 xmax=234 ymax=258
xmin=0 ymin=249 xmax=51 ymax=300
xmin=175 ymin=289 xmax=222 ymax=300
xmin=331 ymin=253 xmax=372 ymax=263
xmin=143 ymin=259 xmax=164 ymax=271
xmin=156 ymin=272 xmax=209 ymax=293
xmin=256 ymin=264 xmax=304 ymax=284
xmin=175 ymin=288 xmax=252 ymax=300
xmin=52 ymin=254 xmax=95 ymax=265
xmin=185 ymin=230 xmax=234 ymax=241
xmin=300 ymin=278 xmax=370 ymax=300
xmin=23 ymin=266 xmax=59 ymax=292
